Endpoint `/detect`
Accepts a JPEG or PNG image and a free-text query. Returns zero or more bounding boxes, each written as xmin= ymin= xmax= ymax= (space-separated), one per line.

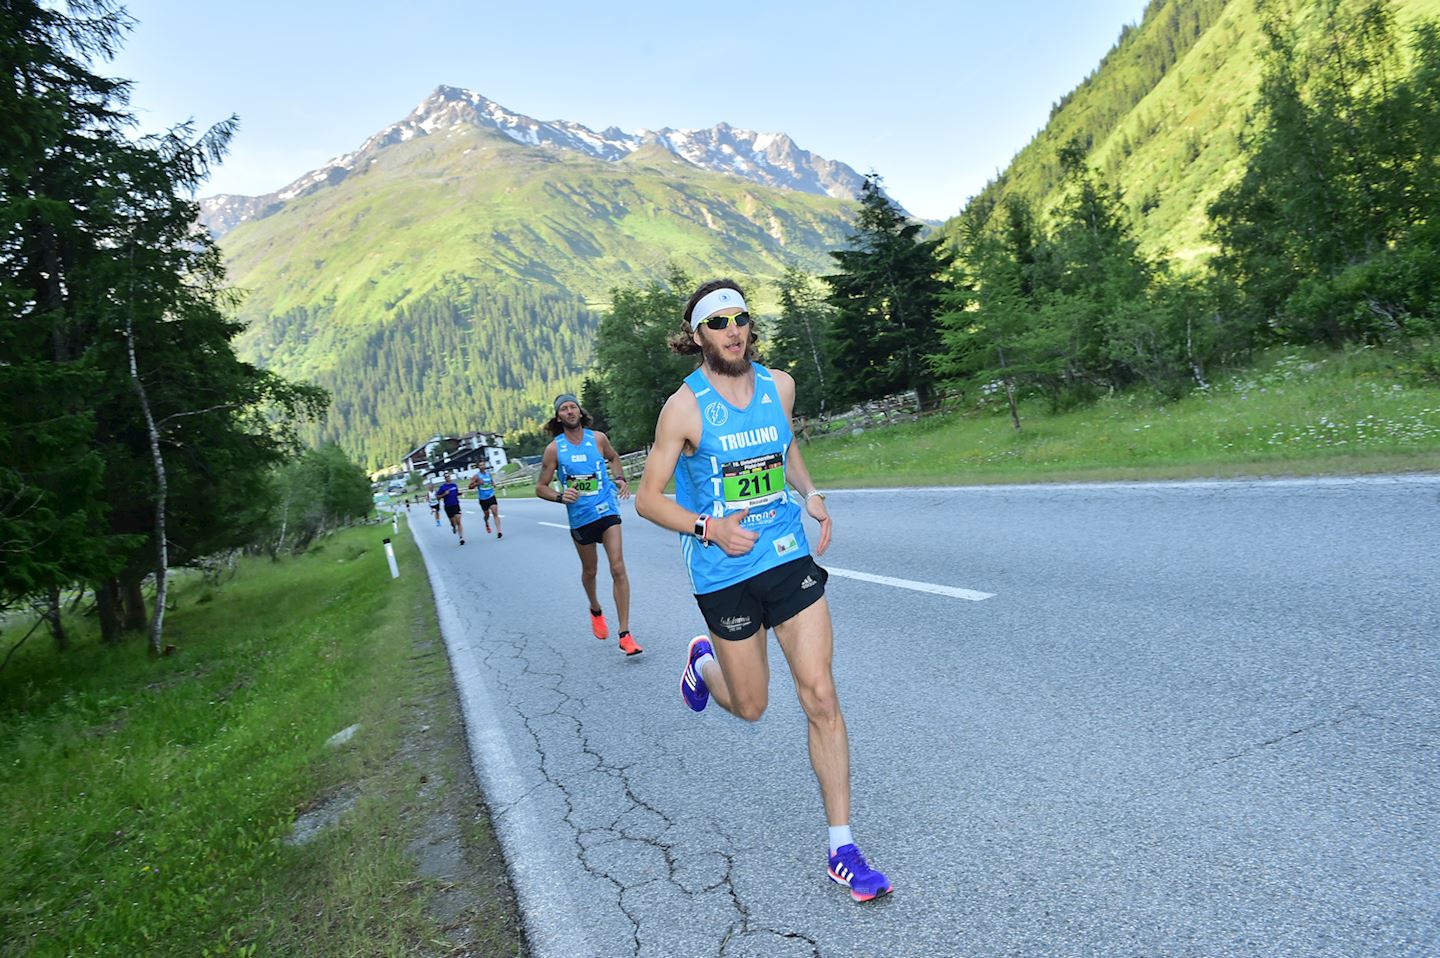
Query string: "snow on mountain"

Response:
xmin=200 ymin=85 xmax=869 ymax=237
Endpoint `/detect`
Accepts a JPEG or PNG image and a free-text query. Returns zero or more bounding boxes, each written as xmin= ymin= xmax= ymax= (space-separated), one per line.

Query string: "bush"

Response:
xmin=252 ymin=445 xmax=373 ymax=556
xmin=1283 ymin=228 xmax=1440 ymax=345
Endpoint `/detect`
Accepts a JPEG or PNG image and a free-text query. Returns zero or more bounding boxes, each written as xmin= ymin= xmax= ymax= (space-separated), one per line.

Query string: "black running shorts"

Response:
xmin=694 ymin=556 xmax=828 ymax=641
xmin=570 ymin=514 xmax=621 ymax=546
xmin=444 ymin=502 xmax=461 ymax=517
xmin=478 ymin=496 xmax=498 ymax=511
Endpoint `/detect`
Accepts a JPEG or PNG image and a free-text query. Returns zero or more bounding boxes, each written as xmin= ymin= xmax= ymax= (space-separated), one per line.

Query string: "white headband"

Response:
xmin=689 ymin=288 xmax=748 ymax=329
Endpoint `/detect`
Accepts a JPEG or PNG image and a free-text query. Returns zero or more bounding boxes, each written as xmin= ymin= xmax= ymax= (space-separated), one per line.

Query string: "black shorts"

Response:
xmin=444 ymin=502 xmax=461 ymax=517
xmin=695 ymin=556 xmax=828 ymax=641
xmin=478 ymin=496 xmax=498 ymax=511
xmin=570 ymin=514 xmax=621 ymax=546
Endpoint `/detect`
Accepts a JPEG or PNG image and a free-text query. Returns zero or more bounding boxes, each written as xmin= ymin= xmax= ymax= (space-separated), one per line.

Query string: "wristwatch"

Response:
xmin=693 ymin=514 xmax=711 ymax=546
xmin=804 ymin=489 xmax=826 ymax=501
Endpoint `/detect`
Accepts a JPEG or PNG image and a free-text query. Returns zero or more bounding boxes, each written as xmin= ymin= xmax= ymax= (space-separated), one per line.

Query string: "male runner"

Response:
xmin=437 ymin=472 xmax=464 ymax=545
xmin=635 ymin=279 xmax=891 ymax=902
xmin=427 ymin=485 xmax=441 ymax=526
xmin=535 ymin=394 xmax=642 ymax=656
xmin=469 ymin=460 xmax=503 ymax=539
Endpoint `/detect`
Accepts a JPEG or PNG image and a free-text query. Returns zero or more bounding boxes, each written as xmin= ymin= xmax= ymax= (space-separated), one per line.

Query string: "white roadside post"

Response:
xmin=392 ymin=506 xmax=398 ymax=534
xmin=383 ymin=537 xmax=400 ymax=579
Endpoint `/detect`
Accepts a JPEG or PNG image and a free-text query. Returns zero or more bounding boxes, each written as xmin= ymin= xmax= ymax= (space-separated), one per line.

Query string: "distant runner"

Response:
xmin=535 ymin=394 xmax=642 ymax=656
xmin=635 ymin=278 xmax=891 ymax=903
xmin=427 ymin=485 xmax=441 ymax=526
xmin=469 ymin=460 xmax=503 ymax=539
xmin=437 ymin=472 xmax=464 ymax=545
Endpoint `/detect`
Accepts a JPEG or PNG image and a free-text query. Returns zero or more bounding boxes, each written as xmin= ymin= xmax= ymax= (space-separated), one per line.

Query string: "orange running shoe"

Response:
xmin=618 ymin=632 xmax=643 ymax=656
xmin=589 ymin=609 xmax=608 ymax=640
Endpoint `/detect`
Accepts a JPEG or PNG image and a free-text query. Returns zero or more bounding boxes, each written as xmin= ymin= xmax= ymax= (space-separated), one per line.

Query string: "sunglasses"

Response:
xmin=702 ymin=311 xmax=752 ymax=331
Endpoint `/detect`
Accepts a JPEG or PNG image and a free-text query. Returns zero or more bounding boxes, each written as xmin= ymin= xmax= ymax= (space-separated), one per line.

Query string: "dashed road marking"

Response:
xmin=826 ymin=566 xmax=994 ymax=601
xmin=538 ymin=522 xmax=570 ymax=530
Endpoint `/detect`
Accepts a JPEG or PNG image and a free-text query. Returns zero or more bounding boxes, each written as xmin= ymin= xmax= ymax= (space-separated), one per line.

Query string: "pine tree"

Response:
xmin=768 ymin=264 xmax=834 ymax=418
xmin=0 ymin=0 xmax=132 ymax=632
xmin=1 ymin=0 xmax=326 ymax=653
xmin=935 ymin=196 xmax=1063 ymax=426
xmin=1047 ymin=142 xmax=1155 ymax=396
xmin=823 ymin=175 xmax=951 ymax=409
xmin=592 ymin=267 xmax=697 ymax=452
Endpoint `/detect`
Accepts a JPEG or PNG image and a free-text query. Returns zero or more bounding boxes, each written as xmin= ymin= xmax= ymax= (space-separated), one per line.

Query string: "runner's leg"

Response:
xmin=599 ymin=524 xmax=629 ymax=634
xmin=706 ymin=629 xmax=771 ymax=721
xmin=773 ymin=597 xmax=850 ymax=827
xmin=572 ymin=539 xmax=602 ymax=612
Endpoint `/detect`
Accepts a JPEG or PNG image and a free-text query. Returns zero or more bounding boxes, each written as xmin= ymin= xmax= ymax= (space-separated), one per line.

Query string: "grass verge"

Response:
xmin=0 ymin=525 xmax=525 ymax=957
xmin=801 ymin=345 xmax=1440 ymax=486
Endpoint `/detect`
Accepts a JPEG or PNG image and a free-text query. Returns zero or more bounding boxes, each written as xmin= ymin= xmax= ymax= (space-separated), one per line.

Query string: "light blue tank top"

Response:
xmin=675 ymin=362 xmax=808 ymax=594
xmin=554 ymin=429 xmax=619 ymax=529
xmin=474 ymin=472 xmax=495 ymax=498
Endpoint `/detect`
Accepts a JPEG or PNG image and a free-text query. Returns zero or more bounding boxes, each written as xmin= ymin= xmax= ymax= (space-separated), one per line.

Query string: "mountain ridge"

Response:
xmin=201 ymin=85 xmax=869 ymax=237
xmin=215 ymin=98 xmax=863 ymax=466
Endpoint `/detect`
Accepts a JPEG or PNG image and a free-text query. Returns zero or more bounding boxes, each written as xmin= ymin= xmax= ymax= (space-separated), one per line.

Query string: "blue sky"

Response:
xmin=110 ymin=0 xmax=1150 ymax=221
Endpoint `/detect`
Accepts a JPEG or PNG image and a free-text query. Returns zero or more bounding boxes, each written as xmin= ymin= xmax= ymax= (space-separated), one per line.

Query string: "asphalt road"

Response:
xmin=405 ymin=476 xmax=1440 ymax=958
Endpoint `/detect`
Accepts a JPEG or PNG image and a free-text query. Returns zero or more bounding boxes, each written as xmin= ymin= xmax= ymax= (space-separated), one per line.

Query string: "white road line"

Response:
xmin=538 ymin=521 xmax=570 ymax=530
xmin=826 ymin=566 xmax=994 ymax=601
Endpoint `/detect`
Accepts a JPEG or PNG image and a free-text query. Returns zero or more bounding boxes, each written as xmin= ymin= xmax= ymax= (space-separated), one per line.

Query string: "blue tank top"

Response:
xmin=474 ymin=472 xmax=495 ymax=498
xmin=554 ymin=429 xmax=619 ymax=529
xmin=675 ymin=362 xmax=808 ymax=594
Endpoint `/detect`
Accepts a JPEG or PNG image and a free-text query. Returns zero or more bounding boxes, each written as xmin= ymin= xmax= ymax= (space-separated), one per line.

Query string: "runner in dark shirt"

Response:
xmin=437 ymin=472 xmax=465 ymax=545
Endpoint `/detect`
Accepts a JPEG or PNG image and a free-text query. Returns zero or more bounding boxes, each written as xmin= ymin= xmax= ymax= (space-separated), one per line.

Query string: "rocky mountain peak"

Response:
xmin=199 ymin=87 xmax=868 ymax=237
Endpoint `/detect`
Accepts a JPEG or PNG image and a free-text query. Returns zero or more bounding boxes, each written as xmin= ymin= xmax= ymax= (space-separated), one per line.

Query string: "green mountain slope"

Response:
xmin=220 ymin=124 xmax=857 ymax=466
xmin=948 ymin=0 xmax=1440 ymax=265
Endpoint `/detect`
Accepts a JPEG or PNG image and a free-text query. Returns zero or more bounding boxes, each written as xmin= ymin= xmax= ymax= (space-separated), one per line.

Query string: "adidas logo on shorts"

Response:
xmin=720 ymin=615 xmax=752 ymax=631
xmin=801 ymin=575 xmax=817 ymax=589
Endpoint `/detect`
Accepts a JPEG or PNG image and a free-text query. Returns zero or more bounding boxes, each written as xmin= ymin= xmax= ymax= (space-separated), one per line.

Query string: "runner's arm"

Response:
xmin=595 ymin=431 xmax=631 ymax=500
xmin=774 ymin=369 xmax=832 ymax=555
xmin=637 ymin=390 xmax=758 ymax=555
xmin=635 ymin=392 xmax=694 ymax=533
xmin=535 ymin=443 xmax=576 ymax=504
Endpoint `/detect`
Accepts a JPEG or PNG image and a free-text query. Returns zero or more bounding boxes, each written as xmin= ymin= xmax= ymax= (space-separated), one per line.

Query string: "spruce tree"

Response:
xmin=823 ymin=175 xmax=951 ymax=409
xmin=0 ymin=0 xmax=132 ymax=630
xmin=935 ymin=196 xmax=1062 ymax=426
xmin=769 ymin=264 xmax=834 ymax=418
xmin=1 ymin=0 xmax=326 ymax=652
xmin=592 ymin=267 xmax=696 ymax=451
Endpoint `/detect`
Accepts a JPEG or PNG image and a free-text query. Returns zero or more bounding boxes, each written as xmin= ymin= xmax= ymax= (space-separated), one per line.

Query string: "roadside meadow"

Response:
xmin=1 ymin=527 xmax=525 ymax=958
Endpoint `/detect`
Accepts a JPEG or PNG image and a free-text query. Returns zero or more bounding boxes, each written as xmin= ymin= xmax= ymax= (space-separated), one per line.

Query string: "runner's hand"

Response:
xmin=805 ymin=495 xmax=832 ymax=556
xmin=710 ymin=508 xmax=758 ymax=556
xmin=614 ymin=476 xmax=631 ymax=500
xmin=560 ymin=487 xmax=580 ymax=504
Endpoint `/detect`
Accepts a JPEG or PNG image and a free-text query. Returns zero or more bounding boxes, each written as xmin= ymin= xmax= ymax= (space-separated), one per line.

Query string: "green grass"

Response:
xmin=802 ymin=344 xmax=1440 ymax=486
xmin=0 ymin=526 xmax=523 ymax=957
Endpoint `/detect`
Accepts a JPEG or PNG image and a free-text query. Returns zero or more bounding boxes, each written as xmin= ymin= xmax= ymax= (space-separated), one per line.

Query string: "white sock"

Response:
xmin=828 ymin=825 xmax=853 ymax=854
xmin=694 ymin=652 xmax=716 ymax=682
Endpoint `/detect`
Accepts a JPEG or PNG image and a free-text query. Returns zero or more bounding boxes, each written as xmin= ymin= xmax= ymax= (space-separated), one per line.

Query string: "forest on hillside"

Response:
xmin=289 ymin=282 xmax=600 ymax=467
xmin=589 ymin=1 xmax=1440 ymax=452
